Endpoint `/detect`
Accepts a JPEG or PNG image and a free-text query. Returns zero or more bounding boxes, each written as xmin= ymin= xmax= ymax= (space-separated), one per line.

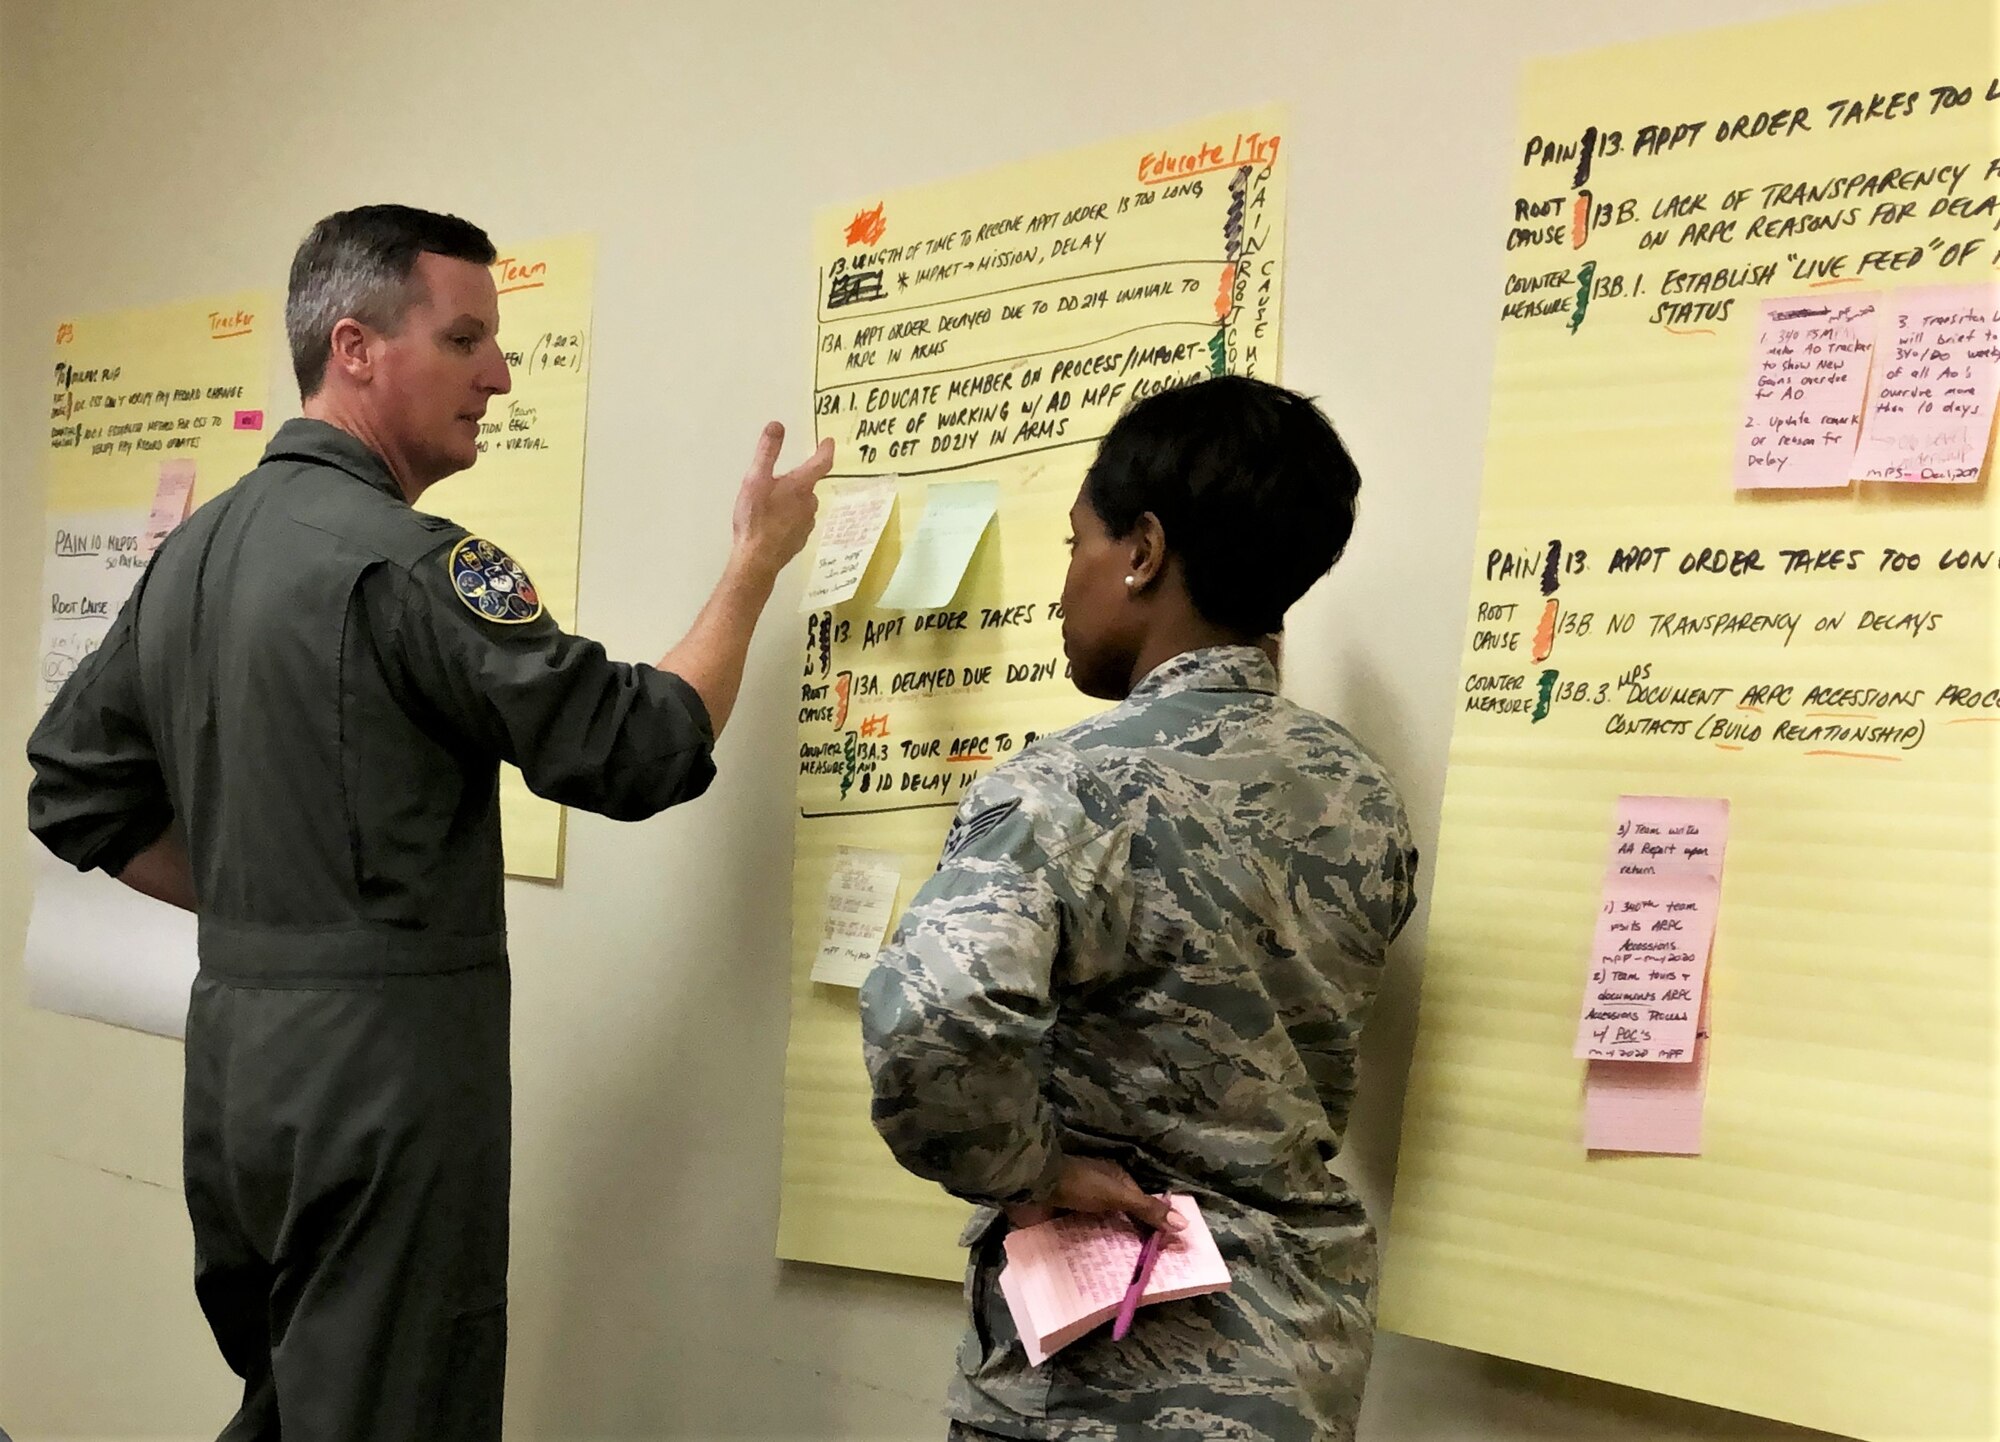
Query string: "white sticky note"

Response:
xmin=876 ymin=479 xmax=998 ymax=611
xmin=800 ymin=476 xmax=899 ymax=612
xmin=809 ymin=846 xmax=904 ymax=987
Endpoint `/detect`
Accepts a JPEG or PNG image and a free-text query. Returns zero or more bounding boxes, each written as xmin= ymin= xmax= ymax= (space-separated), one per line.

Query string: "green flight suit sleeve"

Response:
xmin=364 ymin=546 xmax=717 ymax=822
xmin=26 ymin=597 xmax=174 ymax=874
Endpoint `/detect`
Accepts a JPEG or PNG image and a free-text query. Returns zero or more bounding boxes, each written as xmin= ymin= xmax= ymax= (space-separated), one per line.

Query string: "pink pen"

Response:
xmin=1110 ymin=1219 xmax=1168 ymax=1341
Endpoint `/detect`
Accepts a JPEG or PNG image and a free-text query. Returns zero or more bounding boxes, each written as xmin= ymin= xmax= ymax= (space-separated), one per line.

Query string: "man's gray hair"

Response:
xmin=285 ymin=204 xmax=495 ymax=398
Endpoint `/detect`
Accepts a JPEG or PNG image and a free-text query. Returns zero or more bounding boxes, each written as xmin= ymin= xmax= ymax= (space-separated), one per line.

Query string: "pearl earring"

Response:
xmin=1124 ymin=575 xmax=1136 ymax=587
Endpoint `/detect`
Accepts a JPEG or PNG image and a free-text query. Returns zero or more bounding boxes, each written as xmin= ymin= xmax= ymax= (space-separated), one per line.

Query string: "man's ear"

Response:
xmin=324 ymin=317 xmax=374 ymax=386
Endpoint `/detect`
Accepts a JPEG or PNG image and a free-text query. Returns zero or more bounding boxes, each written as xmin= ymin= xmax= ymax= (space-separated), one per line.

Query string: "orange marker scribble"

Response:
xmin=1945 ymin=716 xmax=2000 ymax=725
xmin=1571 ymin=190 xmax=1592 ymax=249
xmin=1808 ymin=276 xmax=1864 ymax=287
xmin=1713 ymin=743 xmax=1745 ymax=751
xmin=845 ymin=203 xmax=887 ymax=248
xmin=1806 ymin=711 xmax=1878 ymax=720
xmin=1531 ymin=598 xmax=1559 ymax=663
xmin=833 ymin=672 xmax=853 ymax=730
xmin=1805 ymin=750 xmax=1901 ymax=762
xmin=497 ymin=282 xmax=544 ymax=296
xmin=1214 ymin=263 xmax=1237 ymax=322
xmin=947 ymin=753 xmax=994 ymax=764
xmin=1666 ymin=326 xmax=1718 ymax=337
xmin=1736 ymin=703 xmax=1764 ymax=713
xmin=210 ymin=329 xmax=254 ymax=340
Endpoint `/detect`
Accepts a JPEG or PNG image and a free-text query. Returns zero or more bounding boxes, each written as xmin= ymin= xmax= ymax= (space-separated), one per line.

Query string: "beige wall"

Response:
xmin=0 ymin=1 xmax=1851 ymax=1437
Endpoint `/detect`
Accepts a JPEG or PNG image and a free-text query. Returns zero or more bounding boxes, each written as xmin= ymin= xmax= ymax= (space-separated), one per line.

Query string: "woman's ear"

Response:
xmin=1126 ymin=512 xmax=1168 ymax=592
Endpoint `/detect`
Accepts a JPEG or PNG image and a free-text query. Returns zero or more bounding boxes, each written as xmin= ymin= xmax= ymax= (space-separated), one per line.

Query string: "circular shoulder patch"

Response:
xmin=447 ymin=536 xmax=543 ymax=624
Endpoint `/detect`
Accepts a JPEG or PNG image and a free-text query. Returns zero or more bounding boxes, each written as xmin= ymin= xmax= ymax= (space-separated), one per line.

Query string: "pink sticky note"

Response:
xmin=998 ymin=1195 xmax=1231 ymax=1366
xmin=1585 ymin=989 xmax=1712 ymax=1153
xmin=1608 ymin=795 xmax=1729 ymax=881
xmin=233 ymin=409 xmax=264 ymax=431
xmin=1575 ymin=871 xmax=1716 ymax=1062
xmin=1852 ymin=284 xmax=2000 ymax=484
xmin=1734 ymin=295 xmax=1877 ymax=490
xmin=140 ymin=460 xmax=197 ymax=557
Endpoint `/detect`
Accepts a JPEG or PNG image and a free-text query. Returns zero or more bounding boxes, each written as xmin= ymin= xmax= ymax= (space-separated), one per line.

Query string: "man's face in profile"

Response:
xmin=369 ymin=251 xmax=511 ymax=484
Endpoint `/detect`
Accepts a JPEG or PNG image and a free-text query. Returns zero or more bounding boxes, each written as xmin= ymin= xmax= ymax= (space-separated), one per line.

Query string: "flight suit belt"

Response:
xmin=196 ymin=917 xmax=507 ymax=980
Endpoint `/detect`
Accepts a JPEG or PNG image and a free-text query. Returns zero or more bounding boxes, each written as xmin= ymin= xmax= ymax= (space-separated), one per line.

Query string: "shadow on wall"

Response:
xmin=1361 ymin=1334 xmax=1852 ymax=1442
xmin=1322 ymin=642 xmax=1434 ymax=1228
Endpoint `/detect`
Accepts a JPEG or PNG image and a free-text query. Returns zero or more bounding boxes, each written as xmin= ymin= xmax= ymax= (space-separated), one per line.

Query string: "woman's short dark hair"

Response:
xmin=1082 ymin=375 xmax=1361 ymax=636
xmin=285 ymin=204 xmax=496 ymax=398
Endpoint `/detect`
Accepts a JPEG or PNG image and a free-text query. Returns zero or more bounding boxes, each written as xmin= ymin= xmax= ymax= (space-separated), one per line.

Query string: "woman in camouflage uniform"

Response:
xmin=861 ymin=375 xmax=1419 ymax=1442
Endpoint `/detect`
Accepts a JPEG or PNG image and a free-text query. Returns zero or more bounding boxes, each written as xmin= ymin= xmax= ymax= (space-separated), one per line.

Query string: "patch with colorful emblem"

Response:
xmin=448 ymin=537 xmax=543 ymax=624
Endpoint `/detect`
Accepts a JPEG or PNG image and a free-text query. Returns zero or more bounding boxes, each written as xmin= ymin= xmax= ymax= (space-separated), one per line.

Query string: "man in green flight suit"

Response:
xmin=25 ymin=204 xmax=831 ymax=1440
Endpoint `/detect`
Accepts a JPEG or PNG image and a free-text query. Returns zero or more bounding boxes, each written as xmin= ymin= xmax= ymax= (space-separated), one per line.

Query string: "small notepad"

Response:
xmin=997 ymin=1194 xmax=1231 ymax=1366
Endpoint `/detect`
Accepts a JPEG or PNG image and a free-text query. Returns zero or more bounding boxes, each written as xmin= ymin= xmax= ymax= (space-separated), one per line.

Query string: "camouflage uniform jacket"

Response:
xmin=860 ymin=646 xmax=1418 ymax=1441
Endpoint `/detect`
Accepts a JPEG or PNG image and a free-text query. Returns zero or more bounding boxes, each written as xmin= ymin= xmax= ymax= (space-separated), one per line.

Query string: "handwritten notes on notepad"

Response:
xmin=998 ymin=1195 xmax=1231 ymax=1366
xmin=801 ymin=477 xmax=898 ymax=612
xmin=808 ymin=846 xmax=903 ymax=987
xmin=1734 ymin=297 xmax=1876 ymax=490
xmin=1851 ymin=284 xmax=2000 ymax=484
xmin=1578 ymin=797 xmax=1728 ymax=1064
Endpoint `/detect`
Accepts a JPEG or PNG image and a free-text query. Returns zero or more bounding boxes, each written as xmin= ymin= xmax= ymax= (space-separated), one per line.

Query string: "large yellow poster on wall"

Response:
xmin=1379 ymin=4 xmax=1995 ymax=1438
xmin=27 ymin=292 xmax=274 ymax=1037
xmin=779 ymin=108 xmax=1288 ymax=1279
xmin=419 ymin=234 xmax=596 ymax=881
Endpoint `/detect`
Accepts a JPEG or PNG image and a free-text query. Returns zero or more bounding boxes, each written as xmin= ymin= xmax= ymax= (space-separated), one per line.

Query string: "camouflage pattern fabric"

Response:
xmin=861 ymin=646 xmax=1419 ymax=1442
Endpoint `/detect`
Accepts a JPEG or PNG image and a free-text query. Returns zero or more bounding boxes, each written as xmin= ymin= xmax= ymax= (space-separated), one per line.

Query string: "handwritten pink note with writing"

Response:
xmin=1575 ymin=796 xmax=1728 ymax=1064
xmin=1852 ymin=284 xmax=2000 ymax=484
xmin=1608 ymin=794 xmax=1729 ymax=881
xmin=1574 ymin=872 xmax=1716 ymax=1062
xmin=139 ymin=460 xmax=197 ymax=558
xmin=1585 ymin=989 xmax=1712 ymax=1153
xmin=1734 ymin=295 xmax=1877 ymax=490
xmin=999 ymin=1194 xmax=1231 ymax=1366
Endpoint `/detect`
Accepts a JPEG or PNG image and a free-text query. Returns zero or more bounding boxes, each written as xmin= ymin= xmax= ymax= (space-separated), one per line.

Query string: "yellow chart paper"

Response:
xmin=418 ymin=235 xmax=596 ymax=881
xmin=780 ymin=108 xmax=1288 ymax=1279
xmin=29 ymin=291 xmax=275 ymax=1036
xmin=44 ymin=291 xmax=274 ymax=516
xmin=1379 ymin=5 xmax=1995 ymax=1438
